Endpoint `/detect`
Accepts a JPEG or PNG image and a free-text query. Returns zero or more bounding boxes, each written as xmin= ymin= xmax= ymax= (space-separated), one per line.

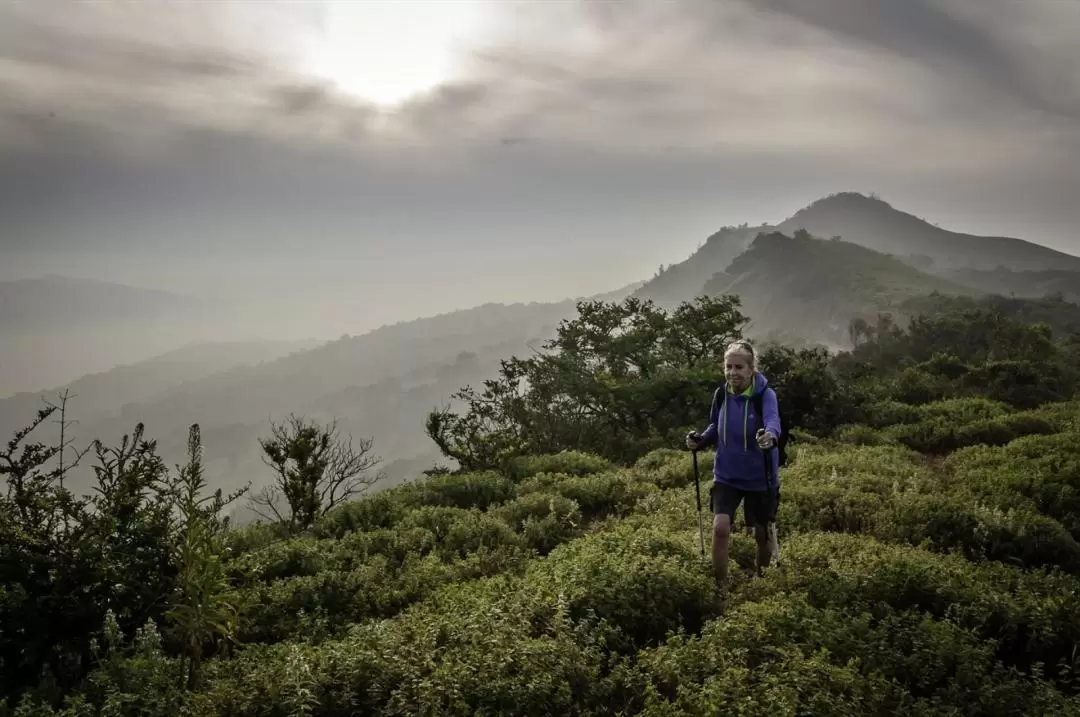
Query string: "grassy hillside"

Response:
xmin=779 ymin=192 xmax=1080 ymax=273
xmin=4 ymin=291 xmax=1079 ymax=716
xmin=702 ymin=231 xmax=978 ymax=347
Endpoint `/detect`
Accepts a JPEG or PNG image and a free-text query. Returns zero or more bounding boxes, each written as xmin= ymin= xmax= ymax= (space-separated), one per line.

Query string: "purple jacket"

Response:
xmin=697 ymin=371 xmax=781 ymax=492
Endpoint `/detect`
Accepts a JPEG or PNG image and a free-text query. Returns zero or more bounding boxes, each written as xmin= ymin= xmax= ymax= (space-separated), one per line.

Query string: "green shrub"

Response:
xmin=945 ymin=432 xmax=1080 ymax=538
xmin=1032 ymin=400 xmax=1080 ymax=432
xmin=832 ymin=423 xmax=895 ymax=446
xmin=224 ymin=521 xmax=291 ymax=554
xmin=916 ymin=397 xmax=1013 ymax=423
xmin=621 ymin=593 xmax=1072 ymax=715
xmin=882 ymin=367 xmax=959 ymax=405
xmin=885 ymin=413 xmax=1057 ymax=455
xmin=235 ymin=553 xmax=449 ymax=643
xmin=7 ymin=617 xmax=199 ymax=717
xmin=398 ymin=506 xmax=523 ymax=560
xmin=202 ymin=575 xmax=612 ymax=717
xmin=740 ymin=532 xmax=1080 ymax=683
xmin=632 ymin=449 xmax=699 ymax=490
xmin=871 ymin=493 xmax=1080 ymax=572
xmin=490 ymin=492 xmax=583 ymax=554
xmin=525 ymin=525 xmax=717 ymax=653
xmin=782 ymin=443 xmax=926 ymax=483
xmin=518 ymin=470 xmax=657 ymax=521
xmin=972 ymin=359 xmax=1073 ymax=409
xmin=505 ymin=451 xmax=614 ymax=481
xmin=622 ymin=598 xmax=904 ymax=716
xmin=777 ymin=482 xmax=889 ymax=535
xmin=227 ymin=535 xmax=328 ymax=584
xmin=393 ymin=470 xmax=515 ymax=511
xmin=314 ymin=491 xmax=410 ymax=538
xmin=633 ymin=448 xmax=687 ymax=473
xmin=857 ymin=399 xmax=921 ymax=428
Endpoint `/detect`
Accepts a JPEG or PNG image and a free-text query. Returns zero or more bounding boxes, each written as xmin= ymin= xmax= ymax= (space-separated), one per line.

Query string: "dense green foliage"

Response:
xmin=3 ymin=291 xmax=1080 ymax=716
xmin=425 ymin=295 xmax=752 ymax=469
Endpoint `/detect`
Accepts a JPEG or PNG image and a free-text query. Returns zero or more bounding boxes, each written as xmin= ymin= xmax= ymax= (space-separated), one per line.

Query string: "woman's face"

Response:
xmin=724 ymin=350 xmax=754 ymax=391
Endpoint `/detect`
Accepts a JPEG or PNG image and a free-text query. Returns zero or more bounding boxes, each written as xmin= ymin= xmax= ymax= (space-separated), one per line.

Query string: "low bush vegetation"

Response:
xmin=4 ymin=293 xmax=1080 ymax=715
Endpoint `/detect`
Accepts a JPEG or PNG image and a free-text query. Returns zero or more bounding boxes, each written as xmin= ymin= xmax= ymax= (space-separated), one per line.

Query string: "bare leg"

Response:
xmin=712 ymin=513 xmax=732 ymax=585
xmin=753 ymin=523 xmax=773 ymax=575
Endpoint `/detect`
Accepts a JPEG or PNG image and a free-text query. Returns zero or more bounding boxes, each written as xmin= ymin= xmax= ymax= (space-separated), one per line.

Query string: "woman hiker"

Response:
xmin=686 ymin=339 xmax=781 ymax=586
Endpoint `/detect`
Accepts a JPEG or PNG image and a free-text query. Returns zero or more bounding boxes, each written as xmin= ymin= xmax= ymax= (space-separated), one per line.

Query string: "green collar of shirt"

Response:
xmin=728 ymin=376 xmax=755 ymax=396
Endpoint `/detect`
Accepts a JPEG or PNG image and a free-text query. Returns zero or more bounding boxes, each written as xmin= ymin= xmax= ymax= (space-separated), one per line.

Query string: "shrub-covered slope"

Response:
xmin=4 ymin=291 xmax=1080 ymax=717
xmin=8 ymin=401 xmax=1080 ymax=716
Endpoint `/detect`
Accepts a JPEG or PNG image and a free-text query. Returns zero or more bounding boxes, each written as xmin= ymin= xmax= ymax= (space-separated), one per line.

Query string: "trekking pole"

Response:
xmin=692 ymin=448 xmax=705 ymax=559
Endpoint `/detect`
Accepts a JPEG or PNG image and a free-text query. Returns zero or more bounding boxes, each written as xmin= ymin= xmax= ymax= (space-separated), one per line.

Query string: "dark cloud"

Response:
xmin=0 ymin=0 xmax=1077 ymax=304
xmin=752 ymin=0 xmax=1080 ymax=121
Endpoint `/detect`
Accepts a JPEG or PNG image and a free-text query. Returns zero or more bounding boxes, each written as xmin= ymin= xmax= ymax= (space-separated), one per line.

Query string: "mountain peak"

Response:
xmin=789 ymin=191 xmax=907 ymax=225
xmin=804 ymin=191 xmax=893 ymax=210
xmin=778 ymin=192 xmax=1080 ymax=273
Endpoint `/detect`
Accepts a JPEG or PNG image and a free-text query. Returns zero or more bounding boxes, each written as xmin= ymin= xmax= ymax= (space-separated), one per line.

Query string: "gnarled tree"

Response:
xmin=248 ymin=415 xmax=382 ymax=532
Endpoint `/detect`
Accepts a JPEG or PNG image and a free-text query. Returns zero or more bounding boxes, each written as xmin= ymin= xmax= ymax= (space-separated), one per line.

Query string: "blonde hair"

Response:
xmin=723 ymin=339 xmax=757 ymax=369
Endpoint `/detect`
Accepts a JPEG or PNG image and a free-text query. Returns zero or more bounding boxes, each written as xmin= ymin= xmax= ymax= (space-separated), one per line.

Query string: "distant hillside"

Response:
xmin=0 ymin=274 xmax=202 ymax=331
xmin=632 ymin=192 xmax=1080 ymax=345
xmin=635 ymin=192 xmax=1080 ymax=312
xmin=0 ymin=338 xmax=323 ymax=442
xmin=0 ymin=275 xmax=214 ymax=396
xmin=7 ymin=193 xmax=1078 ymax=515
xmin=633 ymin=224 xmax=766 ymax=307
xmin=8 ymin=278 xmax=657 ymax=507
xmin=1 ymin=272 xmax=645 ymax=511
xmin=779 ymin=192 xmax=1080 ymax=273
xmin=897 ymin=292 xmax=1080 ymax=339
xmin=701 ymin=231 xmax=979 ymax=347
xmin=943 ymin=267 xmax=1080 ymax=303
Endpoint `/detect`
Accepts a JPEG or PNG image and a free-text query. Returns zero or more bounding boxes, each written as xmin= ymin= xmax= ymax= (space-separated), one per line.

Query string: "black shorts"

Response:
xmin=710 ymin=481 xmax=778 ymax=527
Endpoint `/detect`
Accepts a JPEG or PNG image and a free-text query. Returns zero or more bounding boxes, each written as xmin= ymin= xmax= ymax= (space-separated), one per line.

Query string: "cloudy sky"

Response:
xmin=2 ymin=0 xmax=1079 ymax=333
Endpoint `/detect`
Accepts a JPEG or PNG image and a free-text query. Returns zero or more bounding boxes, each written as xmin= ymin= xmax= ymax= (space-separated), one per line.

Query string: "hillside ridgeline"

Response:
xmin=702 ymin=231 xmax=980 ymax=347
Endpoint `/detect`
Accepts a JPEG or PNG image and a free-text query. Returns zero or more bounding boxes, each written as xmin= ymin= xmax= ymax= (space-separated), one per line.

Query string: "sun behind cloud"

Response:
xmin=303 ymin=0 xmax=494 ymax=108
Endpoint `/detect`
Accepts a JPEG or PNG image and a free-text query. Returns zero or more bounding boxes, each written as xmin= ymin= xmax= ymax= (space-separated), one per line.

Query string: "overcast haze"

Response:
xmin=2 ymin=0 xmax=1080 ymax=365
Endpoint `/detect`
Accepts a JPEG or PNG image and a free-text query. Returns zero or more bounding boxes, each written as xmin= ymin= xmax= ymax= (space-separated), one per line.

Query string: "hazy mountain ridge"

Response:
xmin=15 ymin=282 xmax=645 ymax=503
xmin=634 ymin=193 xmax=1080 ymax=315
xmin=0 ymin=274 xmax=203 ymax=331
xmin=779 ymin=192 xmax=1080 ymax=273
xmin=632 ymin=224 xmax=767 ymax=308
xmin=941 ymin=267 xmax=1080 ymax=303
xmin=6 ymin=193 xmax=1079 ymax=506
xmin=0 ymin=275 xmax=216 ymax=396
xmin=701 ymin=231 xmax=980 ymax=347
xmin=0 ymin=338 xmax=324 ymax=441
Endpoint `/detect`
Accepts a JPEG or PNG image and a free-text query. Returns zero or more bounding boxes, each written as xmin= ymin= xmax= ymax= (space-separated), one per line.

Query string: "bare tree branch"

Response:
xmin=246 ymin=485 xmax=287 ymax=525
xmin=320 ymin=431 xmax=382 ymax=510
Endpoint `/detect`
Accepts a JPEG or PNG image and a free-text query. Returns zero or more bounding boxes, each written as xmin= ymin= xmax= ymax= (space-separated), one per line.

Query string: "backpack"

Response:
xmin=751 ymin=389 xmax=789 ymax=475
